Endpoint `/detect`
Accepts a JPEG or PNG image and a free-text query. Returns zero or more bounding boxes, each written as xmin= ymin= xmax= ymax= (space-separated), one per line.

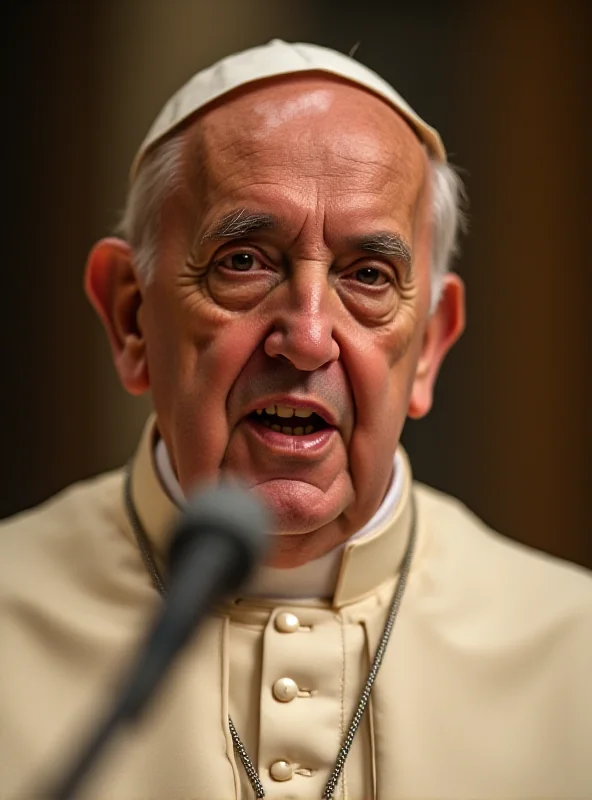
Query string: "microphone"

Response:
xmin=50 ymin=482 xmax=270 ymax=799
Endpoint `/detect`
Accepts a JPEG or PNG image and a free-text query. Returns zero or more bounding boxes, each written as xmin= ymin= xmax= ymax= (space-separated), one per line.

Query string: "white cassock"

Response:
xmin=1 ymin=415 xmax=591 ymax=799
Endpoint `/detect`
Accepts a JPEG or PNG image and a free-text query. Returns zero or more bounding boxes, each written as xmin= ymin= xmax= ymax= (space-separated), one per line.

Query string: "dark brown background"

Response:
xmin=3 ymin=0 xmax=591 ymax=569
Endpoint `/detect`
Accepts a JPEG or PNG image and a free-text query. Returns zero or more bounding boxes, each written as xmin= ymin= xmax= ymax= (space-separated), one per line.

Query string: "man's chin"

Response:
xmin=251 ymin=477 xmax=347 ymax=537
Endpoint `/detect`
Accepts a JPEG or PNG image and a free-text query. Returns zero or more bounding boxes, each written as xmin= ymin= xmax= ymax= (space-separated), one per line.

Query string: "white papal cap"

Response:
xmin=131 ymin=39 xmax=446 ymax=180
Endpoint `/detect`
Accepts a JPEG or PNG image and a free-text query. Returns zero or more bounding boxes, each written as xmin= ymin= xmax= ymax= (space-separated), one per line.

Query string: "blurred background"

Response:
xmin=3 ymin=0 xmax=591 ymax=568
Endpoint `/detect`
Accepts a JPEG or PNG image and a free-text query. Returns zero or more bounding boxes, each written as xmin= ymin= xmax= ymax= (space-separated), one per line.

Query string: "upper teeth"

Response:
xmin=257 ymin=405 xmax=314 ymax=418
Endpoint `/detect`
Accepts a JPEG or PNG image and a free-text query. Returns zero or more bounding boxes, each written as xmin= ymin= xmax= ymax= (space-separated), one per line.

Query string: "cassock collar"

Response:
xmin=129 ymin=415 xmax=414 ymax=608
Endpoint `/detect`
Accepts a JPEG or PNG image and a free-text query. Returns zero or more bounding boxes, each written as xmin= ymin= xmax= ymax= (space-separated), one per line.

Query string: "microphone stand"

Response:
xmin=46 ymin=482 xmax=268 ymax=799
xmin=49 ymin=540 xmax=248 ymax=797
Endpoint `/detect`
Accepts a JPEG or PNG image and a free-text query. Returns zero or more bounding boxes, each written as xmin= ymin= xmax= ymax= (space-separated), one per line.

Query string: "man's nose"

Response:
xmin=263 ymin=271 xmax=340 ymax=371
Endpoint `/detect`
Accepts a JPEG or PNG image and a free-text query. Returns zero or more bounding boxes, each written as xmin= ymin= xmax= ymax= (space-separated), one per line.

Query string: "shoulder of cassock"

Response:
xmin=412 ymin=482 xmax=592 ymax=648
xmin=0 ymin=471 xmax=156 ymax=639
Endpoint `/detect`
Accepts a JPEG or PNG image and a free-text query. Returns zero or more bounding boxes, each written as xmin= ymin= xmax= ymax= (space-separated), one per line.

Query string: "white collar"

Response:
xmin=154 ymin=438 xmax=403 ymax=600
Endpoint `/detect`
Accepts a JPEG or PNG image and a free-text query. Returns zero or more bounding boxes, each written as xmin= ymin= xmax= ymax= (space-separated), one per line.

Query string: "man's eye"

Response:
xmin=353 ymin=267 xmax=388 ymax=286
xmin=219 ymin=252 xmax=259 ymax=271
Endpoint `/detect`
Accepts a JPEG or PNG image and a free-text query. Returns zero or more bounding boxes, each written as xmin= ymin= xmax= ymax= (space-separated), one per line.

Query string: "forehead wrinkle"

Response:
xmin=187 ymin=98 xmax=423 ymax=195
xmin=184 ymin=118 xmax=278 ymax=192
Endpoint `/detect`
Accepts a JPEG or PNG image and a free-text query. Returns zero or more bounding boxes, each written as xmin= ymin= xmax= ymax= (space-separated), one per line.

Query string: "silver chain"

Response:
xmin=228 ymin=716 xmax=266 ymax=798
xmin=124 ymin=468 xmax=416 ymax=800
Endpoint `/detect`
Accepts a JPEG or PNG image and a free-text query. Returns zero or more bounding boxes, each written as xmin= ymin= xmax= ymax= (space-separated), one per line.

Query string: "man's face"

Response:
xmin=119 ymin=78 xmax=439 ymax=565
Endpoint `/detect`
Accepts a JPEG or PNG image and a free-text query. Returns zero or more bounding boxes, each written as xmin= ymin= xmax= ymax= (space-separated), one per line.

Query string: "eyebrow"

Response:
xmin=352 ymin=232 xmax=413 ymax=275
xmin=200 ymin=209 xmax=277 ymax=243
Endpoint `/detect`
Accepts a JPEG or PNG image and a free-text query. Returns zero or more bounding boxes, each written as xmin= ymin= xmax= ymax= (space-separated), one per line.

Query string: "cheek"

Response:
xmin=339 ymin=313 xmax=421 ymax=503
xmin=142 ymin=290 xmax=267 ymax=488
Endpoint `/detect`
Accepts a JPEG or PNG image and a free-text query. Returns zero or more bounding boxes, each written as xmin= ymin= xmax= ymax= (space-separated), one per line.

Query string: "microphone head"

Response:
xmin=168 ymin=482 xmax=271 ymax=591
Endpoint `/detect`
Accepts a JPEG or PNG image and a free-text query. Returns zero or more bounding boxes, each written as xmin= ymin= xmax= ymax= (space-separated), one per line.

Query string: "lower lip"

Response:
xmin=244 ymin=417 xmax=336 ymax=454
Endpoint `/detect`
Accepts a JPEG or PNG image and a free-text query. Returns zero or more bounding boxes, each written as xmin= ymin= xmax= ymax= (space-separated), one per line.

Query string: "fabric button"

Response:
xmin=270 ymin=760 xmax=293 ymax=781
xmin=273 ymin=677 xmax=298 ymax=702
xmin=275 ymin=612 xmax=300 ymax=633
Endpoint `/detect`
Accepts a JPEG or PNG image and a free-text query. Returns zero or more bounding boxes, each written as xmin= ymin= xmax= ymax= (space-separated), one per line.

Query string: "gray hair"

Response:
xmin=429 ymin=159 xmax=467 ymax=310
xmin=118 ymin=134 xmax=466 ymax=311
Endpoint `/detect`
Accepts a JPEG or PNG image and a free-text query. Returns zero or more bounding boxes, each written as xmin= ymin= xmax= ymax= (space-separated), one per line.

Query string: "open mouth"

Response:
xmin=248 ymin=404 xmax=331 ymax=436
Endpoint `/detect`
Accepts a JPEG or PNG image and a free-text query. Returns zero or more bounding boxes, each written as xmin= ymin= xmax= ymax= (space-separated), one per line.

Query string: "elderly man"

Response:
xmin=1 ymin=40 xmax=591 ymax=800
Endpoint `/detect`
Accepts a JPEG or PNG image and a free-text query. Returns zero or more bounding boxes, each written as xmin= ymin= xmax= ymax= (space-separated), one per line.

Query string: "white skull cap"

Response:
xmin=131 ymin=39 xmax=446 ymax=179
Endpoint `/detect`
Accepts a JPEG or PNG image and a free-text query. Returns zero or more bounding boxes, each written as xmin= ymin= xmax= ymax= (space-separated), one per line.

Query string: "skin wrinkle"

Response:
xmin=88 ymin=75 xmax=465 ymax=568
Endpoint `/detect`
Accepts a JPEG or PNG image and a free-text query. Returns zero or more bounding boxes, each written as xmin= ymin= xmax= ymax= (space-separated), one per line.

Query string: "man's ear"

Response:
xmin=407 ymin=273 xmax=465 ymax=419
xmin=84 ymin=237 xmax=150 ymax=395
